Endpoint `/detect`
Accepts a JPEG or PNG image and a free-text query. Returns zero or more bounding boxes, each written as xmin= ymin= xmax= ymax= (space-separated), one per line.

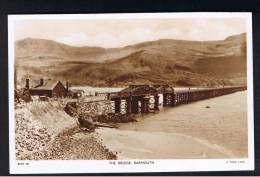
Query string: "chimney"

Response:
xmin=26 ymin=78 xmax=30 ymax=89
xmin=40 ymin=78 xmax=44 ymax=86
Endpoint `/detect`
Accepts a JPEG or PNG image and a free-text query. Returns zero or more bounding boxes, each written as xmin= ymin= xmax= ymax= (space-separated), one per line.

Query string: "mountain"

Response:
xmin=15 ymin=33 xmax=247 ymax=87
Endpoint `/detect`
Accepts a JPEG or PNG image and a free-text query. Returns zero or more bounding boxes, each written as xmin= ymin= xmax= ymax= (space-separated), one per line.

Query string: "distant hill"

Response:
xmin=15 ymin=33 xmax=247 ymax=87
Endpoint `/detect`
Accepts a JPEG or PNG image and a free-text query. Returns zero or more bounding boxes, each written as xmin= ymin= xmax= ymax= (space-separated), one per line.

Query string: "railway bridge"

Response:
xmin=104 ymin=85 xmax=247 ymax=114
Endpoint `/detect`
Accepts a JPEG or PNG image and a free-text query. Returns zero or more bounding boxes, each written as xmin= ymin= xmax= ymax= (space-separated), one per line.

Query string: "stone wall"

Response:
xmin=77 ymin=100 xmax=113 ymax=116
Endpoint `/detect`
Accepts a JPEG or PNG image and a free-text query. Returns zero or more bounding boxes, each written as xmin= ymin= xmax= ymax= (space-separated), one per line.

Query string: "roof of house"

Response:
xmin=30 ymin=80 xmax=63 ymax=91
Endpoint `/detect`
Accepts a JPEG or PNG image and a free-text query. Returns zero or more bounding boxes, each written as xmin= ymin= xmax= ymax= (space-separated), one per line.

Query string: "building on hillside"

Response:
xmin=26 ymin=78 xmax=69 ymax=98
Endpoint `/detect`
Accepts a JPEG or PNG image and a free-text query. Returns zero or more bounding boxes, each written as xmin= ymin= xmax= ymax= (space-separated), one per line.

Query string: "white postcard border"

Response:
xmin=8 ymin=12 xmax=254 ymax=174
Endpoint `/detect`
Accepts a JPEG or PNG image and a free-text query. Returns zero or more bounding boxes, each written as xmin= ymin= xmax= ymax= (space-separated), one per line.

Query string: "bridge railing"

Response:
xmin=173 ymin=86 xmax=246 ymax=106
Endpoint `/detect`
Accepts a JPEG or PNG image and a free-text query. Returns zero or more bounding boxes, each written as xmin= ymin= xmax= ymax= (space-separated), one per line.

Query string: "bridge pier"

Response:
xmin=171 ymin=93 xmax=175 ymax=106
xmin=131 ymin=96 xmax=139 ymax=114
xmin=163 ymin=93 xmax=174 ymax=107
xmin=141 ymin=96 xmax=150 ymax=113
xmin=182 ymin=93 xmax=185 ymax=103
xmin=114 ymin=97 xmax=121 ymax=113
xmin=163 ymin=93 xmax=167 ymax=106
xmin=123 ymin=95 xmax=155 ymax=114
xmin=126 ymin=97 xmax=132 ymax=114
xmin=185 ymin=92 xmax=189 ymax=103
xmin=109 ymin=85 xmax=246 ymax=115
xmin=154 ymin=95 xmax=160 ymax=111
xmin=175 ymin=93 xmax=178 ymax=105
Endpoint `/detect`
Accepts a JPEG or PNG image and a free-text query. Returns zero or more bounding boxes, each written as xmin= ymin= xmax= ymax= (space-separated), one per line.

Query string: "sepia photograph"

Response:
xmin=8 ymin=13 xmax=254 ymax=173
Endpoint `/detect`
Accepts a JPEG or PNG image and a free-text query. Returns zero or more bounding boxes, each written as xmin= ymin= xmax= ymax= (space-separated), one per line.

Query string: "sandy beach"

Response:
xmin=95 ymin=90 xmax=248 ymax=159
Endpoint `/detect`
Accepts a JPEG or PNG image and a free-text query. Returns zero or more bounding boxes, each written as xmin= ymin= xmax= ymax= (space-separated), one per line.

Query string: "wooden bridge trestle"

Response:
xmin=107 ymin=85 xmax=246 ymax=114
xmin=173 ymin=86 xmax=247 ymax=106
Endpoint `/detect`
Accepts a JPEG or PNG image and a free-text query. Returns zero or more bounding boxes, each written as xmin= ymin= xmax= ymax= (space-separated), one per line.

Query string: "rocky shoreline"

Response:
xmin=15 ymin=102 xmax=117 ymax=160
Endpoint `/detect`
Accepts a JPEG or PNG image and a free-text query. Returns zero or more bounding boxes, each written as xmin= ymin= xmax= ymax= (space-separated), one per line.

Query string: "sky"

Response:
xmin=14 ymin=16 xmax=247 ymax=48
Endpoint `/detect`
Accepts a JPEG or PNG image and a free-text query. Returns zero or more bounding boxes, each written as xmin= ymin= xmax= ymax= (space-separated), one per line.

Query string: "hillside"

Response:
xmin=15 ymin=33 xmax=247 ymax=87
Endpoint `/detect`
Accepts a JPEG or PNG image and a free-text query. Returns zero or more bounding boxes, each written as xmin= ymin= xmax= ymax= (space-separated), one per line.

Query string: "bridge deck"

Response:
xmin=94 ymin=85 xmax=246 ymax=114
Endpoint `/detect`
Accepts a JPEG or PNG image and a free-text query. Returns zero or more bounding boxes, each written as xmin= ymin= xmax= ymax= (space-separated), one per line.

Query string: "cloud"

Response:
xmin=50 ymin=18 xmax=246 ymax=48
xmin=56 ymin=33 xmax=89 ymax=46
xmin=55 ymin=28 xmax=185 ymax=48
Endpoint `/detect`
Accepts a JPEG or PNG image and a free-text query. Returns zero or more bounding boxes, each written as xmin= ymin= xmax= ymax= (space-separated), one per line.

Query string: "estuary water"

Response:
xmin=96 ymin=91 xmax=248 ymax=159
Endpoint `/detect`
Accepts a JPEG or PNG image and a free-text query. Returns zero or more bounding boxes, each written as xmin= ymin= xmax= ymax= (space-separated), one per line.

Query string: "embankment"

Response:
xmin=15 ymin=100 xmax=117 ymax=160
xmin=64 ymin=100 xmax=137 ymax=126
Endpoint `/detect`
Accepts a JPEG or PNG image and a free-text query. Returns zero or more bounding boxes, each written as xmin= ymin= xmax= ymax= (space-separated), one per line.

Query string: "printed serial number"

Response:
xmin=18 ymin=162 xmax=29 ymax=165
xmin=226 ymin=160 xmax=245 ymax=164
